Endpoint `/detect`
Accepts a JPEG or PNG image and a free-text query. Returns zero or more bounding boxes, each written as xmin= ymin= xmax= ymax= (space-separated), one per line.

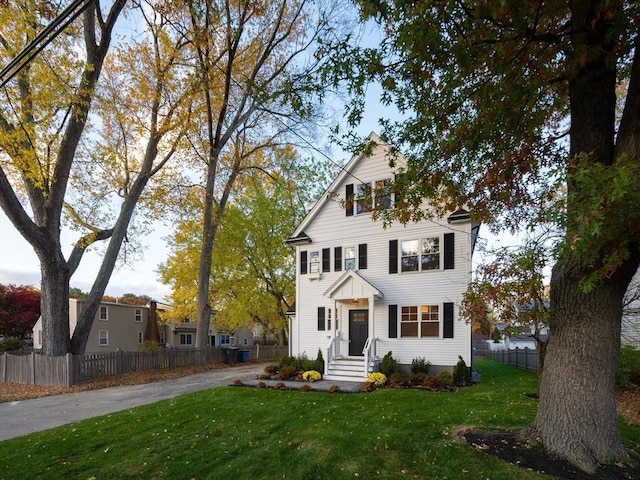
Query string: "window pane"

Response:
xmin=309 ymin=251 xmax=320 ymax=273
xmin=356 ymin=182 xmax=372 ymax=214
xmin=422 ymin=237 xmax=439 ymax=253
xmin=402 ymin=240 xmax=419 ymax=256
xmin=375 ymin=179 xmax=391 ymax=210
xmin=421 ymin=253 xmax=439 ymax=270
xmin=345 ymin=247 xmax=356 ymax=270
xmin=401 ymin=322 xmax=418 ymax=337
xmin=421 ymin=322 xmax=439 ymax=337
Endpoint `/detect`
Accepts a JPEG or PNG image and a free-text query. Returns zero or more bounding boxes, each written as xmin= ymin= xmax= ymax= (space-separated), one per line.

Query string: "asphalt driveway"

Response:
xmin=0 ymin=362 xmax=266 ymax=442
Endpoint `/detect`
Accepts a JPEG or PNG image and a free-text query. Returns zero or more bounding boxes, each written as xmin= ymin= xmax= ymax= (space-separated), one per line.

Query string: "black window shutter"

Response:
xmin=300 ymin=251 xmax=308 ymax=275
xmin=444 ymin=233 xmax=455 ymax=270
xmin=334 ymin=247 xmax=342 ymax=272
xmin=317 ymin=307 xmax=326 ymax=331
xmin=389 ymin=240 xmax=398 ymax=274
xmin=358 ymin=243 xmax=368 ymax=270
xmin=322 ymin=248 xmax=331 ymax=272
xmin=443 ymin=302 xmax=454 ymax=338
xmin=388 ymin=305 xmax=398 ymax=338
xmin=345 ymin=184 xmax=354 ymax=216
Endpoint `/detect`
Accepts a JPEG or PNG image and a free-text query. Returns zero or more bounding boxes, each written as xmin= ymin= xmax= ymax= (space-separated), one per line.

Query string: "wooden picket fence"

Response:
xmin=0 ymin=344 xmax=288 ymax=387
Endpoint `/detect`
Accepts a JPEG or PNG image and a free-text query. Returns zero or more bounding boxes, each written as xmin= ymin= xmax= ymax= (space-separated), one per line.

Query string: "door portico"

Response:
xmin=323 ymin=270 xmax=383 ymax=356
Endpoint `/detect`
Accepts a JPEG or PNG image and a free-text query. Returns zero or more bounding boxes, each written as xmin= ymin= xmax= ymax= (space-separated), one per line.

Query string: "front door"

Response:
xmin=349 ymin=309 xmax=368 ymax=356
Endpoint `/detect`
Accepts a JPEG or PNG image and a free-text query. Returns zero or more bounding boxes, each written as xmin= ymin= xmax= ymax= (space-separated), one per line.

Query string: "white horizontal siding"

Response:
xmin=291 ymin=140 xmax=473 ymax=368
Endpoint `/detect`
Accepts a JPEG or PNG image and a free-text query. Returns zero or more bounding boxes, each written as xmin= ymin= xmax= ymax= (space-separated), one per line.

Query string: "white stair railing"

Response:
xmin=325 ymin=332 xmax=341 ymax=375
xmin=362 ymin=337 xmax=377 ymax=378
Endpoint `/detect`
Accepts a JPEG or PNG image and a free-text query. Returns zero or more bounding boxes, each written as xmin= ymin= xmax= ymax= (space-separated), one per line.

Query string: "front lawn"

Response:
xmin=0 ymin=360 xmax=637 ymax=479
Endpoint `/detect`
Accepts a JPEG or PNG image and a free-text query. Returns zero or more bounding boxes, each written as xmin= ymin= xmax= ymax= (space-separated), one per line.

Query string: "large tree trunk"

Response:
xmin=533 ymin=254 xmax=638 ymax=474
xmin=38 ymin=251 xmax=71 ymax=356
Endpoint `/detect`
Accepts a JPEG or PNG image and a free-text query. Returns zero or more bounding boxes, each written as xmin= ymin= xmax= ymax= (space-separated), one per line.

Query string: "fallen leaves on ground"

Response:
xmin=0 ymin=362 xmax=230 ymax=403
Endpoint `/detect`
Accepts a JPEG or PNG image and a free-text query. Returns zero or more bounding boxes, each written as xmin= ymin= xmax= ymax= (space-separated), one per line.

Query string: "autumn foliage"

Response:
xmin=0 ymin=284 xmax=41 ymax=339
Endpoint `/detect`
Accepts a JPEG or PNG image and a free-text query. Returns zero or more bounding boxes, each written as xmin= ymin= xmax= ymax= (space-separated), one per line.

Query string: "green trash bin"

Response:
xmin=223 ymin=346 xmax=239 ymax=364
xmin=238 ymin=349 xmax=250 ymax=362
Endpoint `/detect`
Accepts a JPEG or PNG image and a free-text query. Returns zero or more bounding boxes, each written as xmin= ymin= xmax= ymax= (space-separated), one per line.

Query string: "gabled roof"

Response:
xmin=288 ymin=132 xmax=393 ymax=242
xmin=323 ymin=269 xmax=384 ymax=300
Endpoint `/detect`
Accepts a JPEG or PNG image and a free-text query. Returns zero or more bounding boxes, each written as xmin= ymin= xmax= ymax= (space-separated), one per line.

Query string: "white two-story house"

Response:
xmin=286 ymin=133 xmax=479 ymax=381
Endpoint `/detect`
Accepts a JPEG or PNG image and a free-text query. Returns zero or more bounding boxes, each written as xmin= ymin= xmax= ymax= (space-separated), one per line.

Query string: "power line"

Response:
xmin=0 ymin=0 xmax=95 ymax=89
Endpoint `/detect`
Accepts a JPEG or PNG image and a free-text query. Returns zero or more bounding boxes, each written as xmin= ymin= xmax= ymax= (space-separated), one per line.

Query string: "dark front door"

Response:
xmin=349 ymin=309 xmax=368 ymax=356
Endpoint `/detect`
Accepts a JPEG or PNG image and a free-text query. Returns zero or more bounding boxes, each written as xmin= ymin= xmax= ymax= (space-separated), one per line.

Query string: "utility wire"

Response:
xmin=0 ymin=0 xmax=95 ymax=89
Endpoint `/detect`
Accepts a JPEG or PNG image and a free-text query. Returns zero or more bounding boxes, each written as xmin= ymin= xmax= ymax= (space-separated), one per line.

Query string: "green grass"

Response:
xmin=0 ymin=360 xmax=637 ymax=479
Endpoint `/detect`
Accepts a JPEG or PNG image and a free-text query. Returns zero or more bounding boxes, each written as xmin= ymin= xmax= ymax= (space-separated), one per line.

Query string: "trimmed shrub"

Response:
xmin=453 ymin=356 xmax=471 ymax=385
xmin=274 ymin=382 xmax=286 ymax=390
xmin=256 ymin=381 xmax=266 ymax=389
xmin=379 ymin=351 xmax=399 ymax=377
xmin=410 ymin=357 xmax=431 ymax=375
xmin=142 ymin=341 xmax=162 ymax=351
xmin=277 ymin=356 xmax=299 ymax=370
xmin=264 ymin=364 xmax=279 ymax=375
xmin=299 ymin=384 xmax=312 ymax=392
xmin=328 ymin=385 xmax=341 ymax=393
xmin=315 ymin=349 xmax=325 ymax=374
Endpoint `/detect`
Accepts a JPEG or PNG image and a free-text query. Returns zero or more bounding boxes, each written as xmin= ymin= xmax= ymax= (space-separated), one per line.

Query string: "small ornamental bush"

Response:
xmin=315 ymin=349 xmax=325 ymax=374
xmin=142 ymin=341 xmax=162 ymax=351
xmin=388 ymin=373 xmax=407 ymax=387
xmin=379 ymin=351 xmax=400 ymax=377
xmin=264 ymin=364 xmax=279 ymax=375
xmin=453 ymin=356 xmax=471 ymax=385
xmin=410 ymin=357 xmax=431 ymax=375
xmin=408 ymin=373 xmax=429 ymax=386
xmin=302 ymin=370 xmax=322 ymax=382
xmin=274 ymin=382 xmax=286 ymax=390
xmin=276 ymin=365 xmax=297 ymax=380
xmin=277 ymin=356 xmax=299 ymax=370
xmin=438 ymin=370 xmax=453 ymax=385
xmin=255 ymin=381 xmax=266 ymax=389
xmin=367 ymin=372 xmax=387 ymax=386
xmin=360 ymin=382 xmax=376 ymax=392
xmin=299 ymin=384 xmax=312 ymax=392
xmin=328 ymin=385 xmax=341 ymax=393
xmin=232 ymin=379 xmax=243 ymax=386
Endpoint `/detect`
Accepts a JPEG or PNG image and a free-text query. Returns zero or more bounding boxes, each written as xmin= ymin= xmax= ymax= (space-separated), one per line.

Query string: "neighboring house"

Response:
xmin=163 ymin=321 xmax=254 ymax=348
xmin=33 ymin=299 xmax=256 ymax=353
xmin=286 ymin=133 xmax=479 ymax=381
xmin=32 ymin=299 xmax=163 ymax=354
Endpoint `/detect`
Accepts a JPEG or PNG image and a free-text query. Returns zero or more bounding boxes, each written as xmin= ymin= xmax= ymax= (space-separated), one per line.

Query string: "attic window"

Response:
xmin=375 ymin=179 xmax=392 ymax=209
xmin=356 ymin=182 xmax=372 ymax=214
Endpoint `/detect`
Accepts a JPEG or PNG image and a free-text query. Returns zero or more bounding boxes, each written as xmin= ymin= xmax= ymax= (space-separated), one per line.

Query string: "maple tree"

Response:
xmin=0 ymin=1 xmax=193 ymax=355
xmin=326 ymin=0 xmax=640 ymax=474
xmin=0 ymin=284 xmax=41 ymax=339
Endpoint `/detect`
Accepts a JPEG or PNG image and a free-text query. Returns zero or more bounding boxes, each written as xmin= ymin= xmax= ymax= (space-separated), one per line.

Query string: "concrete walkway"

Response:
xmin=0 ymin=363 xmax=362 ymax=442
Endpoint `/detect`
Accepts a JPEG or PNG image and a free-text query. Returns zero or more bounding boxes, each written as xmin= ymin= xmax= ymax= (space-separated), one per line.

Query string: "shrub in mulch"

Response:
xmin=328 ymin=385 xmax=341 ymax=393
xmin=360 ymin=382 xmax=376 ymax=393
xmin=274 ymin=382 xmax=286 ymax=390
xmin=232 ymin=379 xmax=243 ymax=386
xmin=255 ymin=381 xmax=266 ymax=389
xmin=299 ymin=384 xmax=312 ymax=392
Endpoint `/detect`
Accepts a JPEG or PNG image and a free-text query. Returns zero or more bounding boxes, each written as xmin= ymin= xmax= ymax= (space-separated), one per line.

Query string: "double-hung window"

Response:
xmin=400 ymin=305 xmax=440 ymax=338
xmin=180 ymin=333 xmax=193 ymax=346
xmin=401 ymin=236 xmax=440 ymax=272
xmin=135 ymin=308 xmax=142 ymax=322
xmin=309 ymin=251 xmax=320 ymax=274
xmin=99 ymin=330 xmax=109 ymax=346
xmin=99 ymin=306 xmax=108 ymax=321
xmin=344 ymin=246 xmax=356 ymax=270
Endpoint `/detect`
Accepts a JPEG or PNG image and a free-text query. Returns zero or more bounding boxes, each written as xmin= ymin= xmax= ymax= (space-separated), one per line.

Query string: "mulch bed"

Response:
xmin=461 ymin=429 xmax=640 ymax=480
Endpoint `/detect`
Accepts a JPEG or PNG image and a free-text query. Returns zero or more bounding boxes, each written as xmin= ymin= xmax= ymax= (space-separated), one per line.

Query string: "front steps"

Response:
xmin=323 ymin=356 xmax=375 ymax=382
